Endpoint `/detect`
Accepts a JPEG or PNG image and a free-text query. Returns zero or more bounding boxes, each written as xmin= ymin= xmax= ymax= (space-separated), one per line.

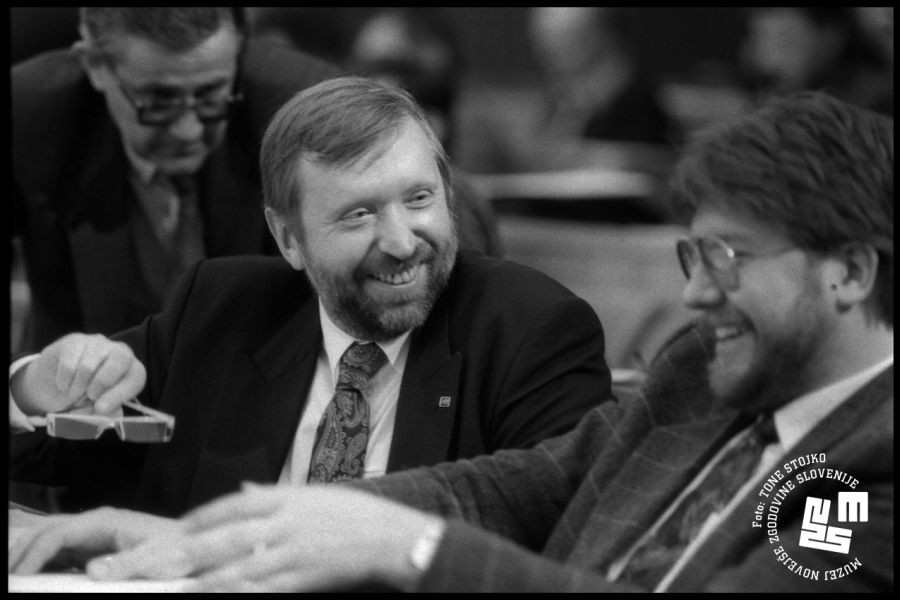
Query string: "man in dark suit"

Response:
xmin=8 ymin=78 xmax=612 ymax=518
xmin=12 ymin=92 xmax=888 ymax=592
xmin=11 ymin=8 xmax=502 ymax=356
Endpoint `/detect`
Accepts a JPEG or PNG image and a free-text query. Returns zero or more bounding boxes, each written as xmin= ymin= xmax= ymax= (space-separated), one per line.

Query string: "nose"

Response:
xmin=682 ymin=262 xmax=726 ymax=310
xmin=376 ymin=207 xmax=417 ymax=260
xmin=166 ymin=107 xmax=205 ymax=141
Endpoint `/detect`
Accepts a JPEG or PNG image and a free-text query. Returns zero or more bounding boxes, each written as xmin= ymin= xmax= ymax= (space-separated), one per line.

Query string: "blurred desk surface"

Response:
xmin=471 ymin=168 xmax=673 ymax=224
xmin=9 ymin=573 xmax=192 ymax=593
xmin=470 ymin=168 xmax=660 ymax=201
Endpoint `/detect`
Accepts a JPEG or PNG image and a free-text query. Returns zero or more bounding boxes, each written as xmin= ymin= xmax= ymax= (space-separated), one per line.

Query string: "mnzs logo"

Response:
xmin=798 ymin=492 xmax=868 ymax=554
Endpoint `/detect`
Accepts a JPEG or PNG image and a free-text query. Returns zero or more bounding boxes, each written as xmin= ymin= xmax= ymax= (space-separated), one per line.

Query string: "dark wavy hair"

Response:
xmin=80 ymin=7 xmax=245 ymax=52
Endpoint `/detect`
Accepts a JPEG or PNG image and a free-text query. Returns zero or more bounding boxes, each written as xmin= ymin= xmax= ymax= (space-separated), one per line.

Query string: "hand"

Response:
xmin=8 ymin=507 xmax=180 ymax=575
xmin=89 ymin=483 xmax=443 ymax=592
xmin=11 ymin=333 xmax=146 ymax=416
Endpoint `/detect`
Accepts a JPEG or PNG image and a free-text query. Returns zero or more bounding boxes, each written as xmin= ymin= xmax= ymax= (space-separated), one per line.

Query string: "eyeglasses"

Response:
xmin=46 ymin=398 xmax=175 ymax=443
xmin=676 ymin=235 xmax=797 ymax=291
xmin=105 ymin=63 xmax=242 ymax=126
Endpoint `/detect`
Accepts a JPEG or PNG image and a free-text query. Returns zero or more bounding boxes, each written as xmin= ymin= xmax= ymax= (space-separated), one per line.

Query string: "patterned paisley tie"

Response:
xmin=307 ymin=342 xmax=388 ymax=483
xmin=618 ymin=414 xmax=778 ymax=589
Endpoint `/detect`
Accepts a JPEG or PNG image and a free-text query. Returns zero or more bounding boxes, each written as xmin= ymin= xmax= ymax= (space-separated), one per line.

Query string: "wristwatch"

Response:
xmin=409 ymin=518 xmax=446 ymax=574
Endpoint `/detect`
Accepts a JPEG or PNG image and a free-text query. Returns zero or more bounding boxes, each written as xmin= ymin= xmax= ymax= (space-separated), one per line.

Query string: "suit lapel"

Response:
xmin=387 ymin=299 xmax=462 ymax=472
xmin=67 ymin=123 xmax=134 ymax=334
xmin=571 ymin=411 xmax=742 ymax=566
xmin=186 ymin=297 xmax=322 ymax=506
xmin=198 ymin=140 xmax=268 ymax=256
xmin=667 ymin=366 xmax=894 ymax=591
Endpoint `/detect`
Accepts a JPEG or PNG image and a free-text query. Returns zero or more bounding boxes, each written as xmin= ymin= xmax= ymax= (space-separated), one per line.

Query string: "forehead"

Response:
xmin=105 ymin=26 xmax=241 ymax=86
xmin=690 ymin=203 xmax=793 ymax=247
xmin=296 ymin=119 xmax=440 ymax=201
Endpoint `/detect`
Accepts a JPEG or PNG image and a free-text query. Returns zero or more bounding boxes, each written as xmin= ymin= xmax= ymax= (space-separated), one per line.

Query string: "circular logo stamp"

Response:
xmin=751 ymin=452 xmax=868 ymax=583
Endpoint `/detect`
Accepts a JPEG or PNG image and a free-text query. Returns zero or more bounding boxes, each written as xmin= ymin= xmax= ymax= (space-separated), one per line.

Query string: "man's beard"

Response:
xmin=304 ymin=236 xmax=458 ymax=342
xmin=705 ymin=277 xmax=828 ymax=415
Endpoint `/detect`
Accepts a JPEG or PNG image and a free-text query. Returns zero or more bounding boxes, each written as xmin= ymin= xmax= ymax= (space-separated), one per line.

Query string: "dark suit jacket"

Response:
xmin=362 ymin=324 xmax=893 ymax=592
xmin=11 ymin=39 xmax=337 ymax=352
xmin=9 ymin=251 xmax=613 ymax=517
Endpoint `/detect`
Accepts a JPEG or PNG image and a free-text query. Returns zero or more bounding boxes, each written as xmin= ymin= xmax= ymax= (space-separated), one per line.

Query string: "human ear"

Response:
xmin=264 ymin=208 xmax=306 ymax=271
xmin=72 ymin=37 xmax=108 ymax=91
xmin=827 ymin=243 xmax=879 ymax=309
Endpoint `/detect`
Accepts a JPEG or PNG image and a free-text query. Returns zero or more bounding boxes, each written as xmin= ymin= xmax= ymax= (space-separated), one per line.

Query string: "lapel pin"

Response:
xmin=438 ymin=396 xmax=452 ymax=408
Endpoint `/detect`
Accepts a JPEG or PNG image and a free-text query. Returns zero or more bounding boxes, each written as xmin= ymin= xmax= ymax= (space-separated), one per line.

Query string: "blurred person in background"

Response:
xmin=347 ymin=7 xmax=503 ymax=257
xmin=11 ymin=7 xmax=336 ymax=355
xmin=851 ymin=6 xmax=893 ymax=115
xmin=739 ymin=7 xmax=891 ymax=114
xmin=528 ymin=6 xmax=676 ymax=145
xmin=455 ymin=6 xmax=678 ymax=175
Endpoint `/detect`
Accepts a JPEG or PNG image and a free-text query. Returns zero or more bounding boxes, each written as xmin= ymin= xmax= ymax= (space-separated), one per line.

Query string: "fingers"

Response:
xmin=86 ymin=538 xmax=196 ymax=581
xmin=187 ymin=551 xmax=327 ymax=593
xmin=87 ymin=519 xmax=273 ymax=582
xmin=91 ymin=357 xmax=147 ymax=414
xmin=44 ymin=334 xmax=145 ymax=415
xmin=184 ymin=539 xmax=369 ymax=592
xmin=183 ymin=484 xmax=283 ymax=533
xmin=8 ymin=511 xmax=115 ymax=575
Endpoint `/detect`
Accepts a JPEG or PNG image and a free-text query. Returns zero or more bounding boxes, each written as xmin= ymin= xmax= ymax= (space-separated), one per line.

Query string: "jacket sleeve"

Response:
xmin=487 ymin=291 xmax=613 ymax=450
xmin=356 ymin=404 xmax=622 ymax=553
xmin=7 ymin=260 xmax=206 ymax=508
xmin=416 ymin=521 xmax=640 ymax=593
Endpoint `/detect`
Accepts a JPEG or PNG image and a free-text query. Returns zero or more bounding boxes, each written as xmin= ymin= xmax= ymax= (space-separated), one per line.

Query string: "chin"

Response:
xmin=708 ymin=357 xmax=761 ymax=410
xmin=155 ymin=154 xmax=208 ymax=177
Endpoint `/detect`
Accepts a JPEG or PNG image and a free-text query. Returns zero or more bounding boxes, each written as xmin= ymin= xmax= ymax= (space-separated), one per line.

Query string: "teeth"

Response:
xmin=715 ymin=326 xmax=744 ymax=342
xmin=374 ymin=266 xmax=417 ymax=285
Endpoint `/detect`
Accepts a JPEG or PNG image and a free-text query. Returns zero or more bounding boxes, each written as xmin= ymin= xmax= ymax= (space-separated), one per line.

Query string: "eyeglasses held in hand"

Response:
xmin=46 ymin=399 xmax=175 ymax=443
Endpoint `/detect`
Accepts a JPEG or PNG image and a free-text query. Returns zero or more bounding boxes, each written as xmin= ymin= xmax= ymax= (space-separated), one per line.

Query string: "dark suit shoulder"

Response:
xmin=12 ymin=49 xmax=104 ymax=192
xmin=190 ymin=255 xmax=309 ymax=300
xmin=166 ymin=256 xmax=314 ymax=348
xmin=450 ymin=249 xmax=590 ymax=310
xmin=237 ymin=38 xmax=341 ymax=144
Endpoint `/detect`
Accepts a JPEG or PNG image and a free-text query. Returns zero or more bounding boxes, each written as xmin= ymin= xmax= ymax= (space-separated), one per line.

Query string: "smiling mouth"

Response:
xmin=714 ymin=325 xmax=749 ymax=343
xmin=371 ymin=264 xmax=421 ymax=285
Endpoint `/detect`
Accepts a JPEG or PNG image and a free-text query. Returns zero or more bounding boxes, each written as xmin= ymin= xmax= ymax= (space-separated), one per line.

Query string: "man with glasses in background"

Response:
xmin=11 ymin=8 xmax=336 ymax=357
xmin=10 ymin=91 xmax=889 ymax=592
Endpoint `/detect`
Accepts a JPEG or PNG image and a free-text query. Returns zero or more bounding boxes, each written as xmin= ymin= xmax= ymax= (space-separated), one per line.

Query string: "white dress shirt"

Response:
xmin=277 ymin=302 xmax=412 ymax=484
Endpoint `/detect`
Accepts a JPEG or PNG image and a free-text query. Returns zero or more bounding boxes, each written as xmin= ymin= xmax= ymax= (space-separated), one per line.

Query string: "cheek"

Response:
xmin=307 ymin=233 xmax=370 ymax=274
xmin=419 ymin=204 xmax=455 ymax=241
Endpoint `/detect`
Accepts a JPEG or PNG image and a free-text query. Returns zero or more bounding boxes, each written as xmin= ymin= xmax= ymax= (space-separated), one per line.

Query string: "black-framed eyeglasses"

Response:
xmin=676 ymin=235 xmax=797 ymax=291
xmin=104 ymin=61 xmax=243 ymax=126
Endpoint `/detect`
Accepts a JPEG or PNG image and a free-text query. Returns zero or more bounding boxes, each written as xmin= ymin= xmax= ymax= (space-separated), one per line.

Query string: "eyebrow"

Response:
xmin=134 ymin=77 xmax=232 ymax=96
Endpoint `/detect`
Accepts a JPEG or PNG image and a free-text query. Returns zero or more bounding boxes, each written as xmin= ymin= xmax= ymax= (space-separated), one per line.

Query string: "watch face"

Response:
xmin=410 ymin=520 xmax=445 ymax=573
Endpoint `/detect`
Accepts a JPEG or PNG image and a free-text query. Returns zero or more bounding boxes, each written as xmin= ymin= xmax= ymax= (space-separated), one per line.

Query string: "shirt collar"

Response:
xmin=122 ymin=142 xmax=160 ymax=185
xmin=773 ymin=355 xmax=893 ymax=451
xmin=318 ymin=300 xmax=411 ymax=376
